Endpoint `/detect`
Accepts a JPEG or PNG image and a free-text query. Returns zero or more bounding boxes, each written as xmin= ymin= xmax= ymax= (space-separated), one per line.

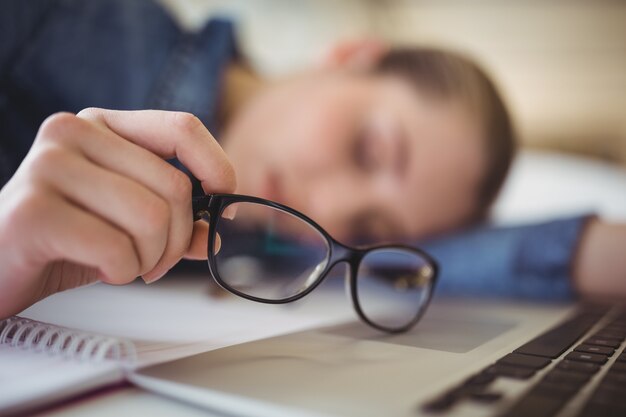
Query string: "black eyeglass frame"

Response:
xmin=192 ymin=193 xmax=439 ymax=333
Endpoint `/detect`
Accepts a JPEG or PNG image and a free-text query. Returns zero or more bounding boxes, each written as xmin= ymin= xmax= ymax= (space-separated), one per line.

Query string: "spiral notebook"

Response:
xmin=0 ymin=314 xmax=243 ymax=415
xmin=0 ymin=278 xmax=340 ymax=415
xmin=0 ymin=316 xmax=138 ymax=415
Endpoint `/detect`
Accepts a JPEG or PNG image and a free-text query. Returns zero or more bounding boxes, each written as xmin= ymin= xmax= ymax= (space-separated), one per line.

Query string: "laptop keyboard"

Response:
xmin=421 ymin=305 xmax=626 ymax=416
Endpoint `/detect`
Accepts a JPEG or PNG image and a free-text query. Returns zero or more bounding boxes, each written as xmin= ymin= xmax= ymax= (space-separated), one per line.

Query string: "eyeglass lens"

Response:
xmin=214 ymin=201 xmax=329 ymax=300
xmin=212 ymin=200 xmax=434 ymax=331
xmin=356 ymin=248 xmax=434 ymax=331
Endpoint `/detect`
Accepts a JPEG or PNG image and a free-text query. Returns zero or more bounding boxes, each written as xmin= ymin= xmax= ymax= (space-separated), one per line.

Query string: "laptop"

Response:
xmin=130 ymin=281 xmax=626 ymax=417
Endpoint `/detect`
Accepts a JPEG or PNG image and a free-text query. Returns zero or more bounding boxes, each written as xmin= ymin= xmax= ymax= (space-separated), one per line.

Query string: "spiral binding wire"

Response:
xmin=0 ymin=317 xmax=137 ymax=365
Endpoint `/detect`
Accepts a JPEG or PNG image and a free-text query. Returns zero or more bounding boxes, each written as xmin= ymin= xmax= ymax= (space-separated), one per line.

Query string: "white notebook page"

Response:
xmin=20 ymin=274 xmax=351 ymax=367
xmin=0 ymin=344 xmax=123 ymax=414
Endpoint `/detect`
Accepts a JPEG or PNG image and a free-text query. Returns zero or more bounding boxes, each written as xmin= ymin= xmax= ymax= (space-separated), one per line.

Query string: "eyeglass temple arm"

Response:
xmin=192 ymin=195 xmax=213 ymax=221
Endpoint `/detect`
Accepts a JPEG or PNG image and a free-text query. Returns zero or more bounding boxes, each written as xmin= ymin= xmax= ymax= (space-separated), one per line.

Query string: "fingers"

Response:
xmin=185 ymin=222 xmax=210 ymax=260
xmin=0 ymin=108 xmax=237 ymax=316
xmin=28 ymin=144 xmax=169 ymax=278
xmin=39 ymin=112 xmax=195 ymax=281
xmin=34 ymin=110 xmax=236 ymax=282
xmin=76 ymin=108 xmax=237 ymax=194
xmin=28 ymin=190 xmax=142 ymax=285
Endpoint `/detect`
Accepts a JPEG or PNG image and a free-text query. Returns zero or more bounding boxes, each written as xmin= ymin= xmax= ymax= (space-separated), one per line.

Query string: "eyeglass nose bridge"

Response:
xmin=324 ymin=239 xmax=364 ymax=290
xmin=326 ymin=239 xmax=364 ymax=271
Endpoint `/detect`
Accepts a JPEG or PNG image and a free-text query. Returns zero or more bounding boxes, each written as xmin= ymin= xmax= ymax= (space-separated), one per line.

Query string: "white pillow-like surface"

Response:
xmin=492 ymin=151 xmax=626 ymax=225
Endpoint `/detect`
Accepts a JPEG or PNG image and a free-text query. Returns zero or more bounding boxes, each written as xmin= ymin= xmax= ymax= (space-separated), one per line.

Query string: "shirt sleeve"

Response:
xmin=0 ymin=0 xmax=57 ymax=186
xmin=0 ymin=0 xmax=56 ymax=74
xmin=418 ymin=214 xmax=595 ymax=301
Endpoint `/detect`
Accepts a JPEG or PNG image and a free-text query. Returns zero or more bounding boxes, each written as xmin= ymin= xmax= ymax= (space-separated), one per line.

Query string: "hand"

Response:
xmin=574 ymin=219 xmax=626 ymax=299
xmin=319 ymin=39 xmax=388 ymax=70
xmin=0 ymin=109 xmax=236 ymax=318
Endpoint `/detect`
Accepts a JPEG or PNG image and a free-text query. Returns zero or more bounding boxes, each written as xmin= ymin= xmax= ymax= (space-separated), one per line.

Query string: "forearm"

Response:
xmin=573 ymin=219 xmax=626 ymax=299
xmin=420 ymin=215 xmax=590 ymax=300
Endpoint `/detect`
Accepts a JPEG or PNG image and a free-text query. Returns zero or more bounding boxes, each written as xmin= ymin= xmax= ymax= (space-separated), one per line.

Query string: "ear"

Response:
xmin=319 ymin=39 xmax=388 ymax=71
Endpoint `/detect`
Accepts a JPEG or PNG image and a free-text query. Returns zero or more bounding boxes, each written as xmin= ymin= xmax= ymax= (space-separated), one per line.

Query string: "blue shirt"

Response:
xmin=0 ymin=0 xmax=592 ymax=301
xmin=0 ymin=0 xmax=236 ymax=194
xmin=420 ymin=216 xmax=590 ymax=301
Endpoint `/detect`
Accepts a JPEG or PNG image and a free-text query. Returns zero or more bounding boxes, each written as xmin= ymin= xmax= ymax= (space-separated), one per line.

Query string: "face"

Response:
xmin=222 ymin=71 xmax=485 ymax=244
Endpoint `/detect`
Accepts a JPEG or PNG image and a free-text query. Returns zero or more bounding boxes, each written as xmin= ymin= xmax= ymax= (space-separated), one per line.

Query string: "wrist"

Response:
xmin=573 ymin=218 xmax=626 ymax=299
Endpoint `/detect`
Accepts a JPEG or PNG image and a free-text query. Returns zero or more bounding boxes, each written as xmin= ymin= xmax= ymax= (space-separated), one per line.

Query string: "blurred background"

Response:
xmin=159 ymin=0 xmax=626 ymax=166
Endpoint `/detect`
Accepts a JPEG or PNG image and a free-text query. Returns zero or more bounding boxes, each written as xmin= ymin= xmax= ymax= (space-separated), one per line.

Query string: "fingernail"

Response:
xmin=213 ymin=233 xmax=222 ymax=254
xmin=142 ymin=270 xmax=167 ymax=284
xmin=222 ymin=205 xmax=238 ymax=220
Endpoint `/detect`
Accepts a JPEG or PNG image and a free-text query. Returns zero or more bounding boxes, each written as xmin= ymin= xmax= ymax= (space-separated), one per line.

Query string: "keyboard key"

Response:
xmin=603 ymin=325 xmax=626 ymax=334
xmin=607 ymin=327 xmax=626 ymax=334
xmin=579 ymin=384 xmax=626 ymax=417
xmin=574 ymin=344 xmax=615 ymax=356
xmin=532 ymin=380 xmax=580 ymax=396
xmin=607 ymin=314 xmax=626 ymax=323
xmin=565 ymin=351 xmax=608 ymax=364
xmin=603 ymin=371 xmax=626 ymax=385
xmin=600 ymin=380 xmax=626 ymax=392
xmin=468 ymin=391 xmax=503 ymax=403
xmin=486 ymin=364 xmax=535 ymax=380
xmin=611 ymin=317 xmax=626 ymax=327
xmin=421 ymin=395 xmax=456 ymax=413
xmin=593 ymin=384 xmax=626 ymax=400
xmin=585 ymin=337 xmax=621 ymax=348
xmin=497 ymin=353 xmax=551 ymax=369
xmin=556 ymin=359 xmax=601 ymax=374
xmin=422 ymin=383 xmax=487 ymax=412
xmin=593 ymin=330 xmax=625 ymax=341
xmin=463 ymin=372 xmax=495 ymax=386
xmin=499 ymin=393 xmax=568 ymax=417
xmin=578 ymin=402 xmax=626 ymax=417
xmin=544 ymin=369 xmax=590 ymax=386
xmin=609 ymin=361 xmax=626 ymax=373
xmin=617 ymin=352 xmax=626 ymax=362
xmin=514 ymin=311 xmax=601 ymax=359
xmin=598 ymin=379 xmax=626 ymax=392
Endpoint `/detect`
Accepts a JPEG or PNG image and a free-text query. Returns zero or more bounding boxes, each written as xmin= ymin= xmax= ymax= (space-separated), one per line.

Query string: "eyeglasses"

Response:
xmin=192 ymin=194 xmax=438 ymax=333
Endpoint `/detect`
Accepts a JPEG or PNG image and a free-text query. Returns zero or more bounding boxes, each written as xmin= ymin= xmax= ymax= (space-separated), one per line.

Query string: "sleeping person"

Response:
xmin=0 ymin=0 xmax=624 ymax=319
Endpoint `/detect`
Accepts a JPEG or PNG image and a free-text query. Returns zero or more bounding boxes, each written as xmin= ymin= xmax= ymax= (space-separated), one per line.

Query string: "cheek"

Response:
xmin=280 ymin=103 xmax=353 ymax=171
xmin=416 ymin=157 xmax=481 ymax=233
